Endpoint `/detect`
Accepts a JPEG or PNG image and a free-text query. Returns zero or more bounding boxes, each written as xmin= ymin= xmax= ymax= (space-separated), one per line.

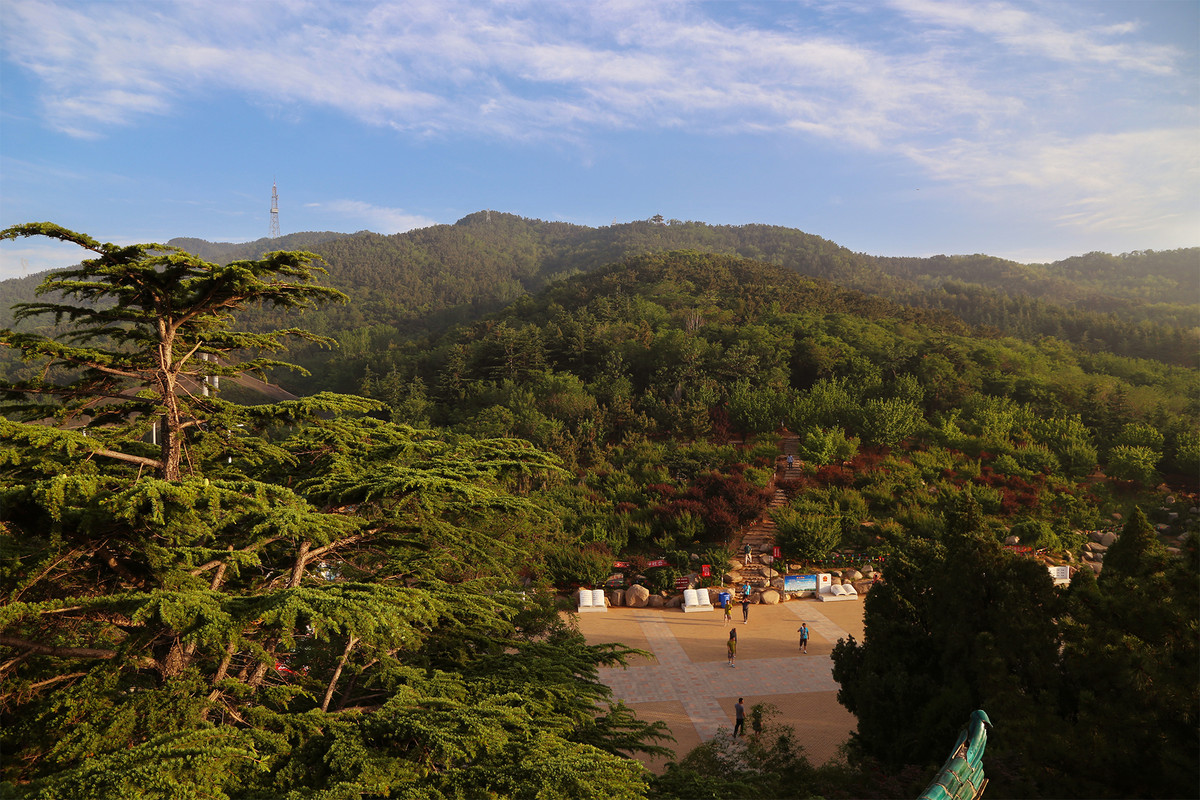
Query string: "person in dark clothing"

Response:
xmin=733 ymin=697 xmax=745 ymax=736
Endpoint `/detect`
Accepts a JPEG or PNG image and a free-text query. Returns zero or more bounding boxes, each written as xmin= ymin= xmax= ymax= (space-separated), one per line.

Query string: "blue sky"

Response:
xmin=1 ymin=0 xmax=1197 ymax=280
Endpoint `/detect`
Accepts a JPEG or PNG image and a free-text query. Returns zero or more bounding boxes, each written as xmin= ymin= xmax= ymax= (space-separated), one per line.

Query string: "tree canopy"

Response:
xmin=0 ymin=227 xmax=668 ymax=799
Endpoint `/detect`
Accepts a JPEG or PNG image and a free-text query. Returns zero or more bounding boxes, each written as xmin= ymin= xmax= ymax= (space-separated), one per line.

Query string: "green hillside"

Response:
xmin=1 ymin=221 xmax=1196 ymax=799
xmin=6 ymin=213 xmax=1196 ymax=369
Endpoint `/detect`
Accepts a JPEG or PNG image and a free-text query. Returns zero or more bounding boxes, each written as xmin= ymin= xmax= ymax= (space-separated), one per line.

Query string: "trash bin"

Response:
xmin=718 ymin=591 xmax=731 ymax=608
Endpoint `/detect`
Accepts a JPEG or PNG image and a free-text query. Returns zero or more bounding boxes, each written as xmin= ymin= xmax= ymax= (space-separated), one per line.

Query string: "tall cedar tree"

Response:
xmin=0 ymin=226 xmax=666 ymax=798
xmin=0 ymin=222 xmax=351 ymax=481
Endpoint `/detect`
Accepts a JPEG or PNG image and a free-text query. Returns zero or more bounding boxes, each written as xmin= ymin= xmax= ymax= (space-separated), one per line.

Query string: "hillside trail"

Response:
xmin=729 ymin=431 xmax=802 ymax=590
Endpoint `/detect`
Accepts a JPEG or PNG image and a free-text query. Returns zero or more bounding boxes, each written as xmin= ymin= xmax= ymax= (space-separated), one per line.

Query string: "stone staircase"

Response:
xmin=728 ymin=433 xmax=803 ymax=589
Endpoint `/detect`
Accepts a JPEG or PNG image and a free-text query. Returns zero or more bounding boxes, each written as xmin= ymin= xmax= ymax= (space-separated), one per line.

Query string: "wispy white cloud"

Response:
xmin=0 ymin=239 xmax=87 ymax=281
xmin=2 ymin=0 xmax=1194 ymax=243
xmin=886 ymin=0 xmax=1177 ymax=74
xmin=305 ymin=200 xmax=436 ymax=234
xmin=900 ymin=126 xmax=1199 ymax=241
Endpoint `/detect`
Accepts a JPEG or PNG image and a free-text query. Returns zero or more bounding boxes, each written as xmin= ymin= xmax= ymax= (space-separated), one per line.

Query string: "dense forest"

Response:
xmin=0 ymin=219 xmax=1196 ymax=798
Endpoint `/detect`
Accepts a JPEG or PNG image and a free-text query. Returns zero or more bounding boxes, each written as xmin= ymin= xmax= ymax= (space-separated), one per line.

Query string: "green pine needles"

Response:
xmin=0 ymin=225 xmax=667 ymax=799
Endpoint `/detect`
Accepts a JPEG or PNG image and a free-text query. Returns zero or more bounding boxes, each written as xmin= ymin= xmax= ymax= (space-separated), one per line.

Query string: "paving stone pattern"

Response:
xmin=595 ymin=605 xmax=852 ymax=743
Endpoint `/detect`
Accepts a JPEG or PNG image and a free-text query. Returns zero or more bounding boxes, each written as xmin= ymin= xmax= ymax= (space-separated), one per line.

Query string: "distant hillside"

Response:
xmin=277 ymin=213 xmax=1197 ymax=376
xmin=349 ymin=248 xmax=1199 ymax=488
xmin=3 ymin=213 xmax=1196 ymax=370
xmin=167 ymin=231 xmax=351 ymax=264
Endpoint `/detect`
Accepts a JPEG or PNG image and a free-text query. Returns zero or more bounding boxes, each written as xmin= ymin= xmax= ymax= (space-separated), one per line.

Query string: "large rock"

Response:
xmin=1099 ymin=531 xmax=1118 ymax=547
xmin=760 ymin=589 xmax=781 ymax=605
xmin=647 ymin=594 xmax=665 ymax=608
xmin=665 ymin=594 xmax=683 ymax=608
xmin=608 ymin=589 xmax=625 ymax=607
xmin=842 ymin=569 xmax=862 ymax=581
xmin=626 ymin=584 xmax=651 ymax=608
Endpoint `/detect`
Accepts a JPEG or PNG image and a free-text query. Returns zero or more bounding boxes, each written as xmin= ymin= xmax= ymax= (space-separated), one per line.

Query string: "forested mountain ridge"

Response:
xmin=167 ymin=230 xmax=351 ymax=264
xmin=360 ymin=249 xmax=1198 ymax=482
xmin=4 ymin=212 xmax=1194 ymax=366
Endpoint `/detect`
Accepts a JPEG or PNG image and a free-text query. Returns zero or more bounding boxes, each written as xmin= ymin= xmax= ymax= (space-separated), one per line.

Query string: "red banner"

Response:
xmin=646 ymin=559 xmax=667 ymax=568
xmin=612 ymin=561 xmax=629 ymax=568
xmin=773 ymin=546 xmax=781 ymax=558
xmin=701 ymin=564 xmax=711 ymax=577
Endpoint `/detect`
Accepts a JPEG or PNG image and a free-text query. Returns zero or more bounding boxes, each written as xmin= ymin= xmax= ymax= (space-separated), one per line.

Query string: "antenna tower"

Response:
xmin=269 ymin=181 xmax=280 ymax=239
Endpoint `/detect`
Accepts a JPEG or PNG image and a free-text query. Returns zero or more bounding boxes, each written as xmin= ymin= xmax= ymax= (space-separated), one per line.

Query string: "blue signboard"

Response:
xmin=784 ymin=574 xmax=817 ymax=592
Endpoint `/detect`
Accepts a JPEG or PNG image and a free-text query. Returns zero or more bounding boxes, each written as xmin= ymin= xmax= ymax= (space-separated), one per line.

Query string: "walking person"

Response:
xmin=733 ymin=697 xmax=745 ymax=736
xmin=727 ymin=628 xmax=737 ymax=667
xmin=798 ymin=622 xmax=809 ymax=654
xmin=743 ymin=543 xmax=753 ymax=565
xmin=723 ymin=595 xmax=733 ymax=623
xmin=741 ymin=592 xmax=751 ymax=624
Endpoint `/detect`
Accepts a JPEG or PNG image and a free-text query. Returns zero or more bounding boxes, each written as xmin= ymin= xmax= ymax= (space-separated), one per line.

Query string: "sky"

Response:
xmin=1 ymin=0 xmax=1197 ymax=280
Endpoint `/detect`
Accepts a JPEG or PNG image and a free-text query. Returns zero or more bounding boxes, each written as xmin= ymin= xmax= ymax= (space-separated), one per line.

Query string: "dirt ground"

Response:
xmin=570 ymin=596 xmax=865 ymax=772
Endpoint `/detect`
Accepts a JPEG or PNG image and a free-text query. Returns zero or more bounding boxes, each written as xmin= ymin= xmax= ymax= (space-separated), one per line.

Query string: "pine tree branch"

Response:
xmin=91 ymin=448 xmax=164 ymax=471
xmin=0 ymin=635 xmax=118 ymax=660
xmin=189 ymin=539 xmax=284 ymax=576
xmin=320 ymin=635 xmax=359 ymax=712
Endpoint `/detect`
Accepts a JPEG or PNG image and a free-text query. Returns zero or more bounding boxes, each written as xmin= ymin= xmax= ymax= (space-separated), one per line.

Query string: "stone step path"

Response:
xmin=729 ymin=433 xmax=803 ymax=588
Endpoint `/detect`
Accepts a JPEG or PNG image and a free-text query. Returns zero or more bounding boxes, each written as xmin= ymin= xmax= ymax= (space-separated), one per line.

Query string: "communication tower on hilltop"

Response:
xmin=270 ymin=181 xmax=280 ymax=239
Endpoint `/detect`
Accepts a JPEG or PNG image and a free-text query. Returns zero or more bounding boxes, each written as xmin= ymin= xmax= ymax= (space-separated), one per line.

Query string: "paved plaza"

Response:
xmin=572 ymin=597 xmax=866 ymax=772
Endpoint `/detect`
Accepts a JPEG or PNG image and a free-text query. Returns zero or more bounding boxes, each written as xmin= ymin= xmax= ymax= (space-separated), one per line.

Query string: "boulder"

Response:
xmin=843 ymin=569 xmax=862 ymax=581
xmin=1099 ymin=531 xmax=1118 ymax=547
xmin=647 ymin=595 xmax=665 ymax=608
xmin=665 ymin=594 xmax=683 ymax=608
xmin=831 ymin=576 xmax=843 ymax=585
xmin=1089 ymin=562 xmax=1103 ymax=575
xmin=760 ymin=589 xmax=781 ymax=605
xmin=608 ymin=589 xmax=624 ymax=607
xmin=626 ymin=584 xmax=650 ymax=608
xmin=1005 ymin=535 xmax=1020 ymax=545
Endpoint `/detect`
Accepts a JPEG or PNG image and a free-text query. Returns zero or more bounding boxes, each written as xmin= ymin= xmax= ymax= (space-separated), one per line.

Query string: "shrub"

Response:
xmin=544 ymin=543 xmax=613 ymax=589
xmin=773 ymin=509 xmax=842 ymax=565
